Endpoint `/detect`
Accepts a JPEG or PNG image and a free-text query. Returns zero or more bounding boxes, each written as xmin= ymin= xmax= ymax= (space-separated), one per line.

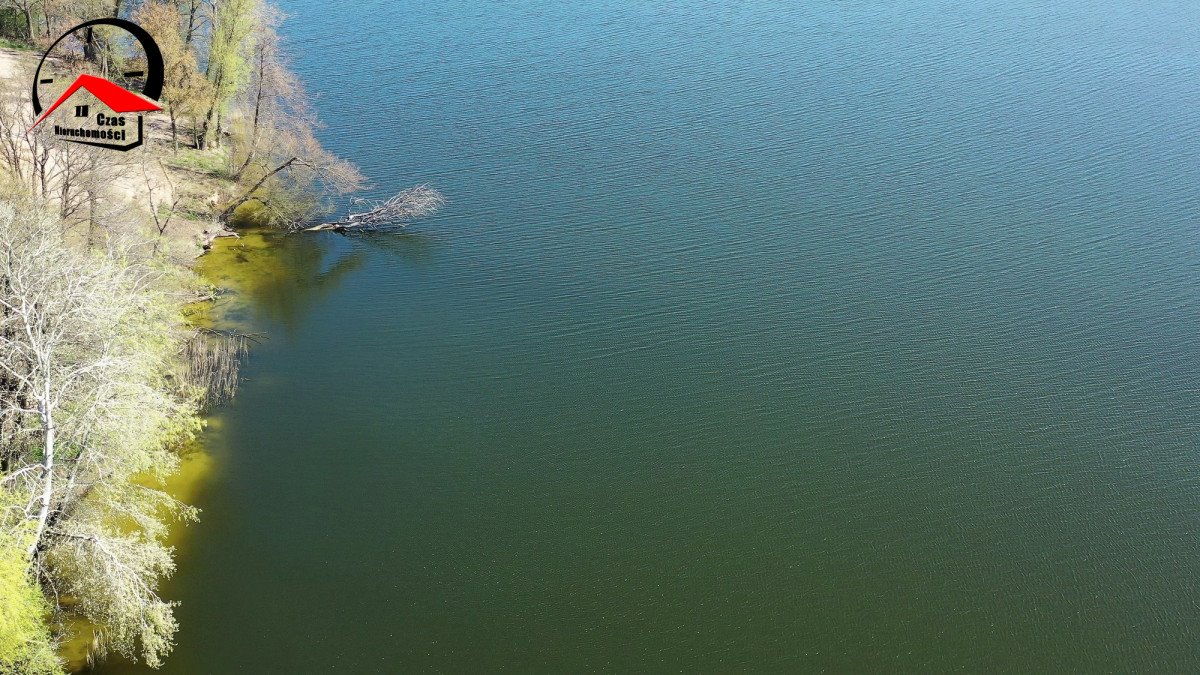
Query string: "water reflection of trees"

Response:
xmin=354 ymin=230 xmax=439 ymax=266
xmin=198 ymin=231 xmax=360 ymax=335
xmin=197 ymin=229 xmax=440 ymax=336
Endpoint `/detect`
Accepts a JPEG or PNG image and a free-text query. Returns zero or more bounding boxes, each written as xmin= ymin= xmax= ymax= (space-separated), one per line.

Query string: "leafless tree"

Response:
xmin=0 ymin=76 xmax=29 ymax=185
xmin=218 ymin=140 xmax=364 ymax=226
xmin=44 ymin=135 xmax=126 ymax=240
xmin=141 ymin=156 xmax=182 ymax=253
xmin=305 ymin=186 xmax=446 ymax=232
xmin=0 ymin=70 xmax=51 ymax=196
xmin=0 ymin=203 xmax=123 ymax=560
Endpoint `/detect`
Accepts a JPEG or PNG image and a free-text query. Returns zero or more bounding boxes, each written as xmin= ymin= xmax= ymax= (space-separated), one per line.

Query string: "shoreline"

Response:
xmin=0 ymin=7 xmax=434 ymax=666
xmin=0 ymin=42 xmax=265 ymax=672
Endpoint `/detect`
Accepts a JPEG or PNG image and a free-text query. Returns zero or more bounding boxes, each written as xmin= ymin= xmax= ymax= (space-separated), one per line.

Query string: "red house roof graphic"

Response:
xmin=28 ymin=73 xmax=161 ymax=132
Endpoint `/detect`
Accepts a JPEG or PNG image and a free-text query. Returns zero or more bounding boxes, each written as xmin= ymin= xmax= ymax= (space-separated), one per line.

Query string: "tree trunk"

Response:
xmin=83 ymin=27 xmax=97 ymax=62
xmin=199 ymin=91 xmax=219 ymax=150
xmin=21 ymin=8 xmax=33 ymax=41
xmin=27 ymin=401 xmax=54 ymax=561
xmin=199 ymin=59 xmax=227 ymax=150
xmin=199 ymin=103 xmax=217 ymax=150
xmin=235 ymin=50 xmax=268 ymax=181
xmin=87 ymin=191 xmax=97 ymax=247
xmin=219 ymin=157 xmax=298 ymax=223
xmin=234 ymin=105 xmax=262 ymax=180
xmin=235 ymin=144 xmax=255 ymax=180
xmin=185 ymin=1 xmax=198 ymax=45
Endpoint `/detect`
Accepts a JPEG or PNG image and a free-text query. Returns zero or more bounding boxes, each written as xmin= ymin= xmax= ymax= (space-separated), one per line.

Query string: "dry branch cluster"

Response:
xmin=183 ymin=328 xmax=254 ymax=407
xmin=305 ymin=185 xmax=446 ymax=232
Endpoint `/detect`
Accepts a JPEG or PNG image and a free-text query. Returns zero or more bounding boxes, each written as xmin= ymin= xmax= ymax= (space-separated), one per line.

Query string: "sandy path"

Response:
xmin=0 ymin=49 xmax=184 ymax=250
xmin=0 ymin=48 xmax=25 ymax=79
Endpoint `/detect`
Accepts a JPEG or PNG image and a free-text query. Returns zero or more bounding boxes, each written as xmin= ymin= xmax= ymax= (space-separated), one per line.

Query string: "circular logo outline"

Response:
xmin=31 ymin=18 xmax=164 ymax=115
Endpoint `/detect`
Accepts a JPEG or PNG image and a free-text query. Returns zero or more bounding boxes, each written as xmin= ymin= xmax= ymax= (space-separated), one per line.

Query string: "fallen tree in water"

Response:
xmin=302 ymin=185 xmax=446 ymax=233
xmin=201 ymin=228 xmax=240 ymax=250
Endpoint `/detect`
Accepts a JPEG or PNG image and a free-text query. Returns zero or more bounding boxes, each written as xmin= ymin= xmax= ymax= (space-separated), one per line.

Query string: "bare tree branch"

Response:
xmin=304 ymin=185 xmax=446 ymax=233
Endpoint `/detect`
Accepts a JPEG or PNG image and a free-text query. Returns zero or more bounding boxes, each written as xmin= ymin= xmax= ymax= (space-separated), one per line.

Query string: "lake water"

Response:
xmin=100 ymin=1 xmax=1200 ymax=671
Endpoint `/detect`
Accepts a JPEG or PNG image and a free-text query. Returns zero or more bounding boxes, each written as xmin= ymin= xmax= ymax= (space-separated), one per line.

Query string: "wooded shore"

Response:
xmin=0 ymin=3 xmax=371 ymax=671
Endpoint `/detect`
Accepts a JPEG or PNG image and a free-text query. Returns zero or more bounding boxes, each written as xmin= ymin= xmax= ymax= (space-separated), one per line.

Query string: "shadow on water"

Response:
xmin=193 ymin=229 xmax=368 ymax=337
xmin=353 ymin=230 xmax=440 ymax=267
xmin=80 ymin=227 xmax=412 ymax=673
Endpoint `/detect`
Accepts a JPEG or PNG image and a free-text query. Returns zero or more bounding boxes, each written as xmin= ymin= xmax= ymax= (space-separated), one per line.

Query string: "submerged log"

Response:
xmin=303 ymin=222 xmax=350 ymax=233
xmin=201 ymin=228 xmax=240 ymax=250
xmin=303 ymin=185 xmax=445 ymax=233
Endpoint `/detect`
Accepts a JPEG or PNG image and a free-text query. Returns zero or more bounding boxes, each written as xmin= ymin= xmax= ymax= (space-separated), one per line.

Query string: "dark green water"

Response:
xmin=106 ymin=1 xmax=1200 ymax=671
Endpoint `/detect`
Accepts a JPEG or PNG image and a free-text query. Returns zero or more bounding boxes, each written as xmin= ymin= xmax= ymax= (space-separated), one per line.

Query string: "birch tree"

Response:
xmin=0 ymin=200 xmax=201 ymax=668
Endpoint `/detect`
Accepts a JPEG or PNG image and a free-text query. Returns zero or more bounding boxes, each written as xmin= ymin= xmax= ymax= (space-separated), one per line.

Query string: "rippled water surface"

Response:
xmin=104 ymin=1 xmax=1200 ymax=671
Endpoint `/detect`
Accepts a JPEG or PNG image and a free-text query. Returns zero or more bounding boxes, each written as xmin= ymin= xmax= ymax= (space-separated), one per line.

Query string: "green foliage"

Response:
xmin=0 ymin=8 xmax=27 ymax=41
xmin=0 ymin=503 xmax=61 ymax=674
xmin=0 ymin=199 xmax=203 ymax=669
xmin=136 ymin=0 xmax=213 ymax=149
xmin=202 ymin=0 xmax=259 ymax=146
xmin=0 ymin=37 xmax=34 ymax=50
xmin=0 ymin=1 xmax=361 ymax=669
xmin=166 ymin=147 xmax=231 ymax=178
xmin=46 ymin=531 xmax=182 ymax=668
